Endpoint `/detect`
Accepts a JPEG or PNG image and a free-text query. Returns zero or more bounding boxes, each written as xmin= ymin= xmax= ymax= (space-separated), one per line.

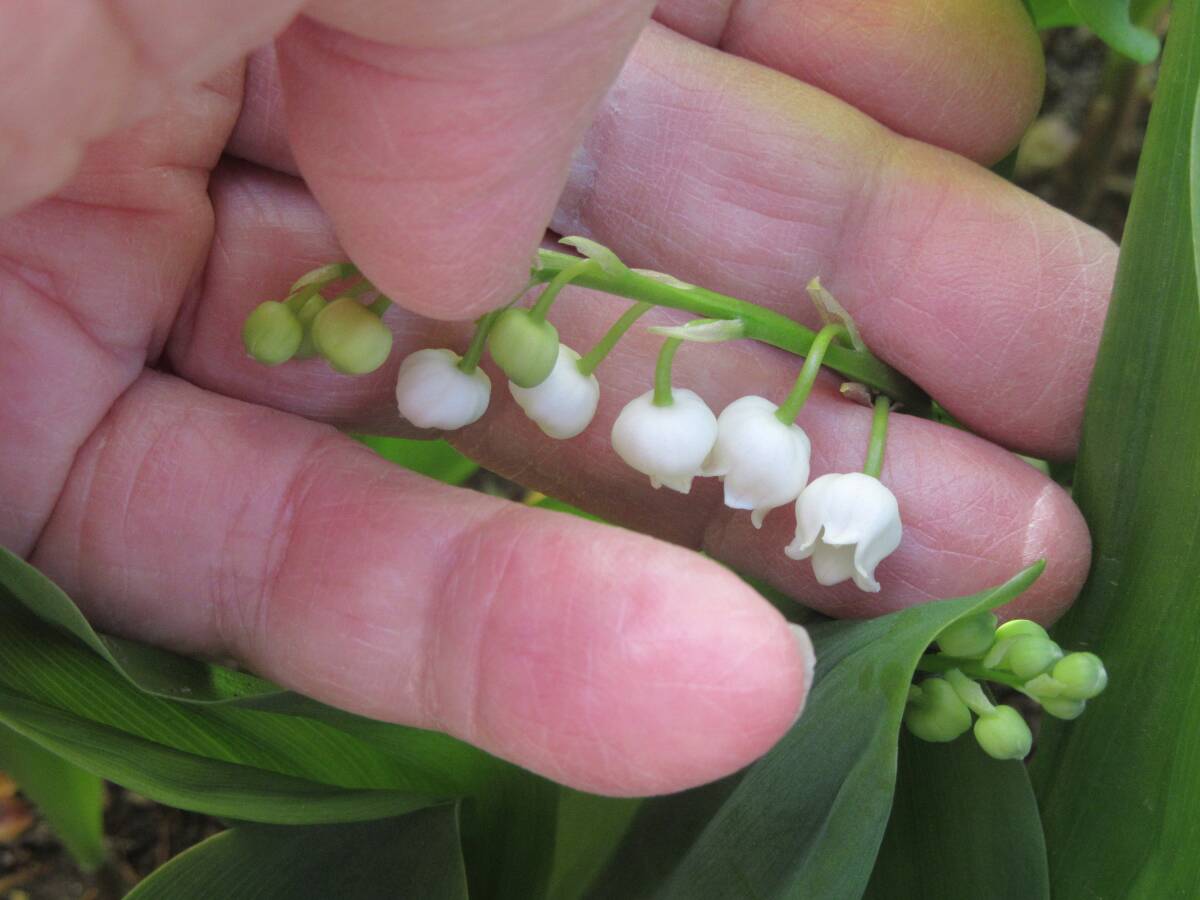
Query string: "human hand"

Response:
xmin=0 ymin=0 xmax=1111 ymax=796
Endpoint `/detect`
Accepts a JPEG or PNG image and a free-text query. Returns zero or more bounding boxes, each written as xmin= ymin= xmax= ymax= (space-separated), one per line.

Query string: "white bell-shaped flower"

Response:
xmin=395 ymin=348 xmax=491 ymax=430
xmin=702 ymin=396 xmax=811 ymax=529
xmin=784 ymin=472 xmax=902 ymax=593
xmin=509 ymin=345 xmax=599 ymax=439
xmin=611 ymin=389 xmax=718 ymax=493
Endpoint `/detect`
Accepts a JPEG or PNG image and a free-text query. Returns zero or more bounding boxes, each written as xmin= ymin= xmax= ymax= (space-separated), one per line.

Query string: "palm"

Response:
xmin=0 ymin=0 xmax=1111 ymax=796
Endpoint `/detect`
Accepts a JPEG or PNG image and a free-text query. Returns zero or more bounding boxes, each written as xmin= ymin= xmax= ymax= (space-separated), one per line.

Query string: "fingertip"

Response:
xmin=470 ymin=528 xmax=807 ymax=795
xmin=1005 ymin=481 xmax=1092 ymax=625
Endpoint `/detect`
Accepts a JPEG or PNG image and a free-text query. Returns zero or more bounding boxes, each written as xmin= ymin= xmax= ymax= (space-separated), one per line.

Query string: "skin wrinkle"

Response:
xmin=217 ymin=430 xmax=339 ymax=666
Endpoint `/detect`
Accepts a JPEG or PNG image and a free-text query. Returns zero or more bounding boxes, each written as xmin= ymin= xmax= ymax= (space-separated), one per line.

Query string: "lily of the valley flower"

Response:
xmin=611 ymin=389 xmax=717 ymax=493
xmin=702 ymin=396 xmax=811 ymax=528
xmin=395 ymin=348 xmax=491 ymax=430
xmin=784 ymin=472 xmax=902 ymax=592
xmin=509 ymin=344 xmax=600 ymax=439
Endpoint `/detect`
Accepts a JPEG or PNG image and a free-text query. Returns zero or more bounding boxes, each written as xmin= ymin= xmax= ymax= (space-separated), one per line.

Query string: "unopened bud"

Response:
xmin=487 ymin=309 xmax=560 ymax=388
xmin=312 ymin=297 xmax=394 ymax=375
xmin=973 ymin=706 xmax=1032 ymax=760
xmin=243 ymin=301 xmax=302 ymax=366
xmin=904 ymin=679 xmax=973 ymax=742
xmin=1041 ymin=696 xmax=1087 ymax=720
xmin=1005 ymin=635 xmax=1063 ymax=680
xmin=1052 ymin=652 xmax=1108 ymax=700
xmin=936 ymin=612 xmax=998 ymax=658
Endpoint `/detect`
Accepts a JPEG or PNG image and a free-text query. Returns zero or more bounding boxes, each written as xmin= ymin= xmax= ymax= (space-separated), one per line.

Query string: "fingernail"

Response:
xmin=789 ymin=623 xmax=817 ymax=726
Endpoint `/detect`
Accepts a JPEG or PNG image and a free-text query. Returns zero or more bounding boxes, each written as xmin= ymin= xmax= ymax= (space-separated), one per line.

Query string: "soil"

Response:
xmin=0 ymin=23 xmax=1160 ymax=899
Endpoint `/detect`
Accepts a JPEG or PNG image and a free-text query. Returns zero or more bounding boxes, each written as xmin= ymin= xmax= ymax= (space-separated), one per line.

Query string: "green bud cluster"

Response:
xmin=904 ymin=612 xmax=1109 ymax=761
xmin=241 ymin=265 xmax=393 ymax=374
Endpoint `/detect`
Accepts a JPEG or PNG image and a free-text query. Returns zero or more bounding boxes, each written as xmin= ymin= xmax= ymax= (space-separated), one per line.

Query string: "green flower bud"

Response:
xmin=904 ymin=679 xmax=973 ymax=742
xmin=487 ymin=308 xmax=560 ymax=388
xmin=973 ymin=706 xmax=1032 ymax=760
xmin=994 ymin=619 xmax=1048 ymax=642
xmin=312 ymin=297 xmax=394 ymax=375
xmin=936 ymin=611 xmax=998 ymax=658
xmin=1005 ymin=635 xmax=1063 ymax=680
xmin=293 ymin=294 xmax=328 ymax=360
xmin=1041 ymin=696 xmax=1087 ymax=720
xmin=243 ymin=301 xmax=303 ymax=366
xmin=1052 ymin=652 xmax=1108 ymax=700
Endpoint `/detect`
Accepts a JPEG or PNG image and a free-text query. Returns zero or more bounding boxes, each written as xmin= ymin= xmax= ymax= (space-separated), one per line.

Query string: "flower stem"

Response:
xmin=577 ymin=301 xmax=652 ymax=376
xmin=774 ymin=323 xmax=849 ymax=424
xmin=916 ymin=653 xmax=1030 ymax=694
xmin=863 ymin=395 xmax=891 ymax=478
xmin=653 ymin=338 xmax=683 ymax=407
xmin=532 ymin=249 xmax=927 ymax=411
xmin=459 ymin=311 xmax=499 ymax=374
xmin=367 ymin=296 xmax=392 ymax=317
xmin=530 ymin=257 xmax=595 ymax=323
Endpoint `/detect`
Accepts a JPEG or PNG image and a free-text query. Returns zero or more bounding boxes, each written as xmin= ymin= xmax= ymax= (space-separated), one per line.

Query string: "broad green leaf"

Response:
xmin=1032 ymin=3 xmax=1200 ymax=897
xmin=0 ymin=548 xmax=554 ymax=897
xmin=1025 ymin=0 xmax=1162 ymax=60
xmin=863 ymin=733 xmax=1049 ymax=900
xmin=0 ymin=592 xmax=485 ymax=795
xmin=354 ymin=434 xmax=478 ymax=484
xmin=0 ymin=689 xmax=435 ymax=825
xmin=547 ymin=789 xmax=641 ymax=900
xmin=586 ymin=565 xmax=1044 ymax=900
xmin=1026 ymin=0 xmax=1081 ymax=28
xmin=0 ymin=545 xmax=284 ymax=707
xmin=0 ymin=722 xmax=106 ymax=870
xmin=1067 ymin=0 xmax=1160 ymax=62
xmin=126 ymin=806 xmax=469 ymax=899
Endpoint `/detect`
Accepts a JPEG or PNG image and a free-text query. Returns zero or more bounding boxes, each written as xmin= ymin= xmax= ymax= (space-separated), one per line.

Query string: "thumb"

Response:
xmin=276 ymin=0 xmax=655 ymax=320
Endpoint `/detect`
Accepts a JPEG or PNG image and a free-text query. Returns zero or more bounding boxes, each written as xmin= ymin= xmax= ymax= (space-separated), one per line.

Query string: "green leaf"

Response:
xmin=0 ymin=722 xmax=106 ymax=870
xmin=0 ymin=689 xmax=435 ymax=825
xmin=863 ymin=732 xmax=1049 ymax=900
xmin=1067 ymin=0 xmax=1160 ymax=62
xmin=126 ymin=805 xmax=469 ymax=899
xmin=0 ymin=548 xmax=555 ymax=896
xmin=1031 ymin=3 xmax=1200 ymax=896
xmin=547 ymin=789 xmax=641 ymax=900
xmin=1026 ymin=0 xmax=1081 ymax=28
xmin=0 ymin=545 xmax=284 ymax=707
xmin=353 ymin=435 xmax=478 ymax=485
xmin=586 ymin=564 xmax=1044 ymax=900
xmin=1025 ymin=0 xmax=1161 ymax=60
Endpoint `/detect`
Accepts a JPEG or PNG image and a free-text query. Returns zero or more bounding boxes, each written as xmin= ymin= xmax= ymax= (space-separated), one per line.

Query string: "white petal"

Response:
xmin=611 ymin=389 xmax=717 ymax=494
xmin=811 ymin=542 xmax=858 ymax=586
xmin=509 ymin=345 xmax=600 ymax=439
xmin=784 ymin=472 xmax=902 ymax=592
xmin=395 ymin=348 xmax=492 ymax=430
xmin=703 ymin=396 xmax=811 ymax=523
xmin=785 ymin=474 xmax=842 ymax=560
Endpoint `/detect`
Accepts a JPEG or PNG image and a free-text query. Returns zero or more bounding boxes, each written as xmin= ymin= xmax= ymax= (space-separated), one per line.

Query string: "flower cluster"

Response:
xmin=905 ymin=611 xmax=1109 ymax=759
xmin=241 ymin=264 xmax=393 ymax=374
xmin=388 ymin=239 xmax=904 ymax=594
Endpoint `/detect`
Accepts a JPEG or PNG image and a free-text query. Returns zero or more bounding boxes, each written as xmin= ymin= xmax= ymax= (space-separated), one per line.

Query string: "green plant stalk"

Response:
xmin=653 ymin=338 xmax=683 ymax=407
xmin=863 ymin=396 xmax=891 ymax=478
xmin=459 ymin=312 xmax=499 ymax=374
xmin=367 ymin=296 xmax=392 ymax=317
xmin=530 ymin=257 xmax=595 ymax=322
xmin=577 ymin=301 xmax=652 ymax=376
xmin=775 ymin=323 xmax=849 ymax=423
xmin=532 ymin=249 xmax=927 ymax=411
xmin=915 ymin=654 xmax=1027 ymax=692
